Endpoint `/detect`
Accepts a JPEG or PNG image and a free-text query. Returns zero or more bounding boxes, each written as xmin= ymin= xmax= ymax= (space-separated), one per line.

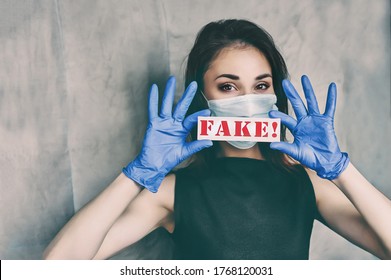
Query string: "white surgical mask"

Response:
xmin=201 ymin=92 xmax=278 ymax=149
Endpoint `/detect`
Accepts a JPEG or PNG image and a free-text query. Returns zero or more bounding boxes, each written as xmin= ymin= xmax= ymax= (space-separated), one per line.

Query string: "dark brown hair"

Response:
xmin=184 ymin=19 xmax=294 ymax=172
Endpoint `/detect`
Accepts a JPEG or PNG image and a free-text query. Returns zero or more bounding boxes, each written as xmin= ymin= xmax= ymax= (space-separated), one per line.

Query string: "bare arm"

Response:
xmin=43 ymin=77 xmax=210 ymax=259
xmin=269 ymin=76 xmax=391 ymax=259
xmin=93 ymin=174 xmax=175 ymax=260
xmin=43 ymin=173 xmax=142 ymax=259
xmin=309 ymin=163 xmax=391 ymax=259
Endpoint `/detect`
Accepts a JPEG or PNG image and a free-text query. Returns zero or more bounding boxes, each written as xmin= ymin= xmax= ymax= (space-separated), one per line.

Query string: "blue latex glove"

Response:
xmin=123 ymin=76 xmax=213 ymax=192
xmin=269 ymin=75 xmax=349 ymax=180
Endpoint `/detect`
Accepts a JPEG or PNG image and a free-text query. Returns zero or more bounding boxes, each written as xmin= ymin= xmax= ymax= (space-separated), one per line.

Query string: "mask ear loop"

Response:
xmin=200 ymin=90 xmax=210 ymax=103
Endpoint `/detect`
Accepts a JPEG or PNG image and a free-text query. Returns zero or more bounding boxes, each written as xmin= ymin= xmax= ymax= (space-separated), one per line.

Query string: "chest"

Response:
xmin=173 ymin=172 xmax=316 ymax=259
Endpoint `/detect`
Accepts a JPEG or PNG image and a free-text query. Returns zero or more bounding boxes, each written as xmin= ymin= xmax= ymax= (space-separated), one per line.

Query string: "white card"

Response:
xmin=197 ymin=116 xmax=281 ymax=142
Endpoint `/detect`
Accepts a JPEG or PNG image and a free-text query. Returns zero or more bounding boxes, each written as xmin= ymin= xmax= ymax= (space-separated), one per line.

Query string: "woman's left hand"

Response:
xmin=269 ymin=75 xmax=349 ymax=180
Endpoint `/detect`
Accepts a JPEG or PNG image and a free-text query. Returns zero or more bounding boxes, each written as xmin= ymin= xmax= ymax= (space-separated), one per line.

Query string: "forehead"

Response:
xmin=207 ymin=45 xmax=272 ymax=74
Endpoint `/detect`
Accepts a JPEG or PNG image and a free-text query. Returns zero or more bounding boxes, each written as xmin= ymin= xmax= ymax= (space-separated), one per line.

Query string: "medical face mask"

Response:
xmin=202 ymin=93 xmax=278 ymax=149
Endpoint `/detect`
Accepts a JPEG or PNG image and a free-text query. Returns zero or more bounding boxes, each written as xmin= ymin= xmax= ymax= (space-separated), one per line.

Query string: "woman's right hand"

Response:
xmin=123 ymin=76 xmax=213 ymax=193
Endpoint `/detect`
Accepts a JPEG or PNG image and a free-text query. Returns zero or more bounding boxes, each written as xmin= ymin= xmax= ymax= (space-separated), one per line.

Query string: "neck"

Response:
xmin=218 ymin=142 xmax=264 ymax=160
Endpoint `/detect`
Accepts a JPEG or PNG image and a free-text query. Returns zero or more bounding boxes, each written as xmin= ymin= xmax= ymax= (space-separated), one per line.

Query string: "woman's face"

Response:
xmin=203 ymin=46 xmax=274 ymax=100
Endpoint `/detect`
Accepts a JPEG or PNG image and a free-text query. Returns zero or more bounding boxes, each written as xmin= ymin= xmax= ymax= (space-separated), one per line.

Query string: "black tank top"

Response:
xmin=172 ymin=157 xmax=317 ymax=259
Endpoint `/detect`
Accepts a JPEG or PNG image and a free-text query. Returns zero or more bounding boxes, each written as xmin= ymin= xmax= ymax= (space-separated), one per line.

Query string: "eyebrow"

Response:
xmin=214 ymin=73 xmax=272 ymax=81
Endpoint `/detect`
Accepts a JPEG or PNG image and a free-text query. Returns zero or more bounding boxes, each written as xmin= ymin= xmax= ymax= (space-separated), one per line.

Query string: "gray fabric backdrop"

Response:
xmin=0 ymin=0 xmax=389 ymax=259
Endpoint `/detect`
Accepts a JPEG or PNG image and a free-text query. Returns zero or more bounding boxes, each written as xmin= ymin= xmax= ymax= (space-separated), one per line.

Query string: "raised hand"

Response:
xmin=269 ymin=75 xmax=349 ymax=180
xmin=123 ymin=76 xmax=213 ymax=192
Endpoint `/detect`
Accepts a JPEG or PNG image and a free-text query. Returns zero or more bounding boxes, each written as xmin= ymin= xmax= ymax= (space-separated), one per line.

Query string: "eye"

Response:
xmin=218 ymin=83 xmax=237 ymax=92
xmin=255 ymin=82 xmax=270 ymax=91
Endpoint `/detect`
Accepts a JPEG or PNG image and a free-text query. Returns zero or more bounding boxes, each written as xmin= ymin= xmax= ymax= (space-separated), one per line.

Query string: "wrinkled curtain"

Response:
xmin=0 ymin=0 xmax=389 ymax=259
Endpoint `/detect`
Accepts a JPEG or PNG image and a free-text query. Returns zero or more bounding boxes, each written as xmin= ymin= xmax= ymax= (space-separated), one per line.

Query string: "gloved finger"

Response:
xmin=182 ymin=140 xmax=213 ymax=160
xmin=269 ymin=110 xmax=297 ymax=132
xmin=301 ymin=75 xmax=320 ymax=115
xmin=182 ymin=109 xmax=211 ymax=132
xmin=324 ymin=82 xmax=337 ymax=118
xmin=282 ymin=79 xmax=307 ymax=120
xmin=270 ymin=142 xmax=299 ymax=160
xmin=148 ymin=84 xmax=159 ymax=120
xmin=160 ymin=76 xmax=176 ymax=118
xmin=173 ymin=81 xmax=198 ymax=121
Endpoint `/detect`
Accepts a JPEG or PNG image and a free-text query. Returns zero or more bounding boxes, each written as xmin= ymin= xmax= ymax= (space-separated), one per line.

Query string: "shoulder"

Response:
xmin=153 ymin=165 xmax=197 ymax=211
xmin=154 ymin=173 xmax=176 ymax=212
xmin=281 ymin=163 xmax=313 ymax=186
xmin=304 ymin=167 xmax=341 ymax=205
xmin=131 ymin=173 xmax=176 ymax=214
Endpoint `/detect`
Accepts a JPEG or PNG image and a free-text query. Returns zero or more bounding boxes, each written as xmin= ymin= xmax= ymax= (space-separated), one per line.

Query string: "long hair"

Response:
xmin=184 ymin=19 xmax=294 ymax=172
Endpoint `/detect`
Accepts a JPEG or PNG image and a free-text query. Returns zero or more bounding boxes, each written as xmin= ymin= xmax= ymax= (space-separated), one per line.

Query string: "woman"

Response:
xmin=43 ymin=19 xmax=391 ymax=260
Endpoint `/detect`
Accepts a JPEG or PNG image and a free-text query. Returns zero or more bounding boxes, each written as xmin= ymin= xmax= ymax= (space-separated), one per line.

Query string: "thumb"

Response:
xmin=270 ymin=142 xmax=299 ymax=160
xmin=183 ymin=109 xmax=211 ymax=132
xmin=182 ymin=140 xmax=213 ymax=160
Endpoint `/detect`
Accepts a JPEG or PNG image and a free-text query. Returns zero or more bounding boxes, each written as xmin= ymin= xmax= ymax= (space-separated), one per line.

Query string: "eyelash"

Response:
xmin=219 ymin=83 xmax=237 ymax=92
xmin=218 ymin=82 xmax=270 ymax=92
xmin=255 ymin=83 xmax=270 ymax=90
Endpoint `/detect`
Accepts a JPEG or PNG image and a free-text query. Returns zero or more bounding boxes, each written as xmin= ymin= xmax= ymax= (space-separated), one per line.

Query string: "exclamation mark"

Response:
xmin=272 ymin=122 xmax=278 ymax=138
